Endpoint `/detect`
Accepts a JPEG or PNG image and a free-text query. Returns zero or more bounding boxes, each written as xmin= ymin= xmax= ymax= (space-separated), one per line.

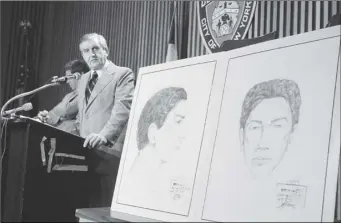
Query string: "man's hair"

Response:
xmin=240 ymin=79 xmax=301 ymax=129
xmin=64 ymin=59 xmax=90 ymax=74
xmin=137 ymin=87 xmax=187 ymax=151
xmin=79 ymin=33 xmax=109 ymax=54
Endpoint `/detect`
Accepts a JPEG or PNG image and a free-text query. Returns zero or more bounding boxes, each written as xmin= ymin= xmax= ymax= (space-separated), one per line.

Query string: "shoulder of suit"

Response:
xmin=62 ymin=90 xmax=77 ymax=102
xmin=81 ymin=70 xmax=91 ymax=78
xmin=115 ymin=65 xmax=133 ymax=74
xmin=67 ymin=90 xmax=78 ymax=98
xmin=79 ymin=71 xmax=91 ymax=81
xmin=107 ymin=61 xmax=133 ymax=75
xmin=66 ymin=90 xmax=78 ymax=96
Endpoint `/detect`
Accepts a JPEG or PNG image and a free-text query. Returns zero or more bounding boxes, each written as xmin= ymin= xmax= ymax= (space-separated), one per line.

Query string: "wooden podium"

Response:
xmin=1 ymin=116 xmax=91 ymax=222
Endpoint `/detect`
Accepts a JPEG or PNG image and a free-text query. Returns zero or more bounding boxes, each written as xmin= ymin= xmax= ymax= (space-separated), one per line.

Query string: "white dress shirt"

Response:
xmin=91 ymin=60 xmax=109 ymax=80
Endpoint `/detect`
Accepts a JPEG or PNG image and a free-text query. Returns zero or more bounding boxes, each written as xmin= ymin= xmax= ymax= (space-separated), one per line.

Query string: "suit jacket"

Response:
xmin=76 ymin=61 xmax=135 ymax=174
xmin=47 ymin=90 xmax=78 ymax=133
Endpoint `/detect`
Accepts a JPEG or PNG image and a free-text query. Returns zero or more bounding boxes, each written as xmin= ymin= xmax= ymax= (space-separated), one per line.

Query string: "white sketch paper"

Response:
xmin=111 ymin=26 xmax=340 ymax=222
xmin=202 ymin=36 xmax=340 ymax=222
xmin=115 ymin=61 xmax=216 ymax=216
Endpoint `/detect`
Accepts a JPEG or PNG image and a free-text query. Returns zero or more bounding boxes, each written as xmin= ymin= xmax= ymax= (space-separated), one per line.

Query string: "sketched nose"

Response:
xmin=178 ymin=136 xmax=185 ymax=145
xmin=257 ymin=146 xmax=269 ymax=151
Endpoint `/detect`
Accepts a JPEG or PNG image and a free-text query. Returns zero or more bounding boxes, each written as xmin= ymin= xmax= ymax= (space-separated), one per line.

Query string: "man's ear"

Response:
xmin=239 ymin=128 xmax=244 ymax=151
xmin=288 ymin=124 xmax=297 ymax=144
xmin=147 ymin=123 xmax=158 ymax=146
xmin=104 ymin=48 xmax=109 ymax=57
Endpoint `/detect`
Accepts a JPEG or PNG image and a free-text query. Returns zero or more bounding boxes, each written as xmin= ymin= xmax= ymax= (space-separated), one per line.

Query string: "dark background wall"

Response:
xmin=1 ymin=1 xmax=340 ymax=113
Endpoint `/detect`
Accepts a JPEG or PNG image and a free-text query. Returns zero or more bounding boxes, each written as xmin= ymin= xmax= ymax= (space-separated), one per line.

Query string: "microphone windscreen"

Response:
xmin=74 ymin=73 xmax=81 ymax=80
xmin=22 ymin=102 xmax=33 ymax=111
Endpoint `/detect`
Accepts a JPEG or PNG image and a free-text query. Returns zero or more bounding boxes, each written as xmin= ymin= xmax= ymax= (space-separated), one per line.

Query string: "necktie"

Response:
xmin=85 ymin=71 xmax=98 ymax=104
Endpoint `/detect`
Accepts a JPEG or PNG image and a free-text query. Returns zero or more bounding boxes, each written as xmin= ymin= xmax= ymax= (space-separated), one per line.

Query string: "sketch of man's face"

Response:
xmin=148 ymin=100 xmax=187 ymax=162
xmin=240 ymin=97 xmax=295 ymax=178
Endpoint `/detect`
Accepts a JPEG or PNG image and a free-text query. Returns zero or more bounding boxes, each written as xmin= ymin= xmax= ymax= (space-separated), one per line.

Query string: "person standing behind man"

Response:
xmin=76 ymin=33 xmax=135 ymax=207
xmin=37 ymin=59 xmax=89 ymax=133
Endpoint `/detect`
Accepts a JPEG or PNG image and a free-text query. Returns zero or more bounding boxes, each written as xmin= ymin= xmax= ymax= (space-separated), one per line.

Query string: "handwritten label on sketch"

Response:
xmin=276 ymin=183 xmax=307 ymax=210
xmin=169 ymin=179 xmax=191 ymax=201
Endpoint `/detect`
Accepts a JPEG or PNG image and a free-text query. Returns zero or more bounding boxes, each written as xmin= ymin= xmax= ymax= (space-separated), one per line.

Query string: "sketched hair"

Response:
xmin=137 ymin=87 xmax=187 ymax=151
xmin=79 ymin=33 xmax=109 ymax=54
xmin=240 ymin=79 xmax=301 ymax=129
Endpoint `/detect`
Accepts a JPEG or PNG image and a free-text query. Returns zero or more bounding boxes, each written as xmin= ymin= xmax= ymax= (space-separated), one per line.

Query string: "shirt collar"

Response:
xmin=91 ymin=60 xmax=109 ymax=79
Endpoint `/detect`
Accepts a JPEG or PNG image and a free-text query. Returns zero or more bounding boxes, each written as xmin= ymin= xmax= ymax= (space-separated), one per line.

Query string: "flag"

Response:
xmin=179 ymin=1 xmax=189 ymax=59
xmin=165 ymin=3 xmax=178 ymax=62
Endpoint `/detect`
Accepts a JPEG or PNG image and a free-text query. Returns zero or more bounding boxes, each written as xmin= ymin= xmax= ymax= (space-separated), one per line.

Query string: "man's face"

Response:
xmin=65 ymin=70 xmax=79 ymax=91
xmin=79 ymin=38 xmax=108 ymax=70
xmin=240 ymin=97 xmax=295 ymax=179
xmin=153 ymin=100 xmax=187 ymax=162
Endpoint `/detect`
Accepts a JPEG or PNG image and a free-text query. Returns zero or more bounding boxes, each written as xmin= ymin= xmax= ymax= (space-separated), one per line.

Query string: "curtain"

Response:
xmin=1 ymin=1 xmax=47 ymax=115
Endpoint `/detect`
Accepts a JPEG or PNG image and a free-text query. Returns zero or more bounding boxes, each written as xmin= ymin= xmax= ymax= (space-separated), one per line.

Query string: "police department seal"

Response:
xmin=198 ymin=1 xmax=257 ymax=53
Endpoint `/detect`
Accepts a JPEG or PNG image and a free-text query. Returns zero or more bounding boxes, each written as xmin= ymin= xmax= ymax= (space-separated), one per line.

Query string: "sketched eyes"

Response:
xmin=247 ymin=123 xmax=262 ymax=131
xmin=173 ymin=114 xmax=185 ymax=125
xmin=247 ymin=120 xmax=288 ymax=131
xmin=250 ymin=126 xmax=261 ymax=130
xmin=273 ymin=124 xmax=283 ymax=128
xmin=271 ymin=120 xmax=288 ymax=129
xmin=175 ymin=119 xmax=183 ymax=124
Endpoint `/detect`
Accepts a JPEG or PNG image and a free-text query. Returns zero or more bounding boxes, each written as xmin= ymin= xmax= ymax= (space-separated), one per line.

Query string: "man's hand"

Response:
xmin=83 ymin=133 xmax=108 ymax=149
xmin=37 ymin=110 xmax=49 ymax=123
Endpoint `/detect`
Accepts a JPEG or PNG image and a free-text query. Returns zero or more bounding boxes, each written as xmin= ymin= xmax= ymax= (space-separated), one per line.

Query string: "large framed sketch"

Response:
xmin=113 ymin=60 xmax=217 ymax=217
xmin=111 ymin=25 xmax=340 ymax=222
xmin=202 ymin=32 xmax=340 ymax=222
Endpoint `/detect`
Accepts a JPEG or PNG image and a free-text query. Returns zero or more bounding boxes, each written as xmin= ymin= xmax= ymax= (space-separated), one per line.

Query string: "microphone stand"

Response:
xmin=0 ymin=82 xmax=60 ymax=222
xmin=0 ymin=82 xmax=60 ymax=119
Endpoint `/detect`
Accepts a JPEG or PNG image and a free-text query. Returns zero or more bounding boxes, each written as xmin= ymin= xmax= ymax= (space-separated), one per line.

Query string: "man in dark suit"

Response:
xmin=37 ymin=59 xmax=89 ymax=133
xmin=76 ymin=33 xmax=135 ymax=207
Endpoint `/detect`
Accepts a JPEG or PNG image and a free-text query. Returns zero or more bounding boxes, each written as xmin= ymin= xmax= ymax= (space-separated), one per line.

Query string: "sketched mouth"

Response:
xmin=252 ymin=157 xmax=272 ymax=166
xmin=174 ymin=144 xmax=182 ymax=150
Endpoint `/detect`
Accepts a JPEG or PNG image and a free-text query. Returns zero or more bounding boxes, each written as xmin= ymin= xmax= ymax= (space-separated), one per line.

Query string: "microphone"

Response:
xmin=2 ymin=102 xmax=33 ymax=116
xmin=51 ymin=73 xmax=80 ymax=83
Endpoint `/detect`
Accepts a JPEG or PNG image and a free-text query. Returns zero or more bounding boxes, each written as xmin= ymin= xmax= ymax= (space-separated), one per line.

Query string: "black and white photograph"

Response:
xmin=0 ymin=1 xmax=340 ymax=222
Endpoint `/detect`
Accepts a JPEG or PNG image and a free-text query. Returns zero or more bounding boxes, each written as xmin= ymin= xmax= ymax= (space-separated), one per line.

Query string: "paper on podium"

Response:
xmin=21 ymin=116 xmax=85 ymax=143
xmin=19 ymin=115 xmax=87 ymax=160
